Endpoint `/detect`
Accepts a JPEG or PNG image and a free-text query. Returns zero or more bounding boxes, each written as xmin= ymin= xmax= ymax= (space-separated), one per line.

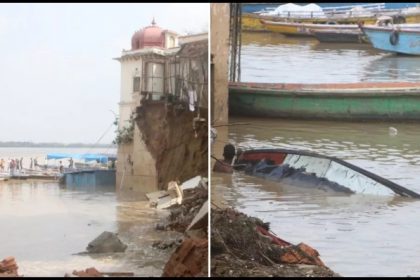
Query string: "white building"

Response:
xmin=115 ymin=19 xmax=181 ymax=131
xmin=114 ymin=20 xmax=208 ymax=196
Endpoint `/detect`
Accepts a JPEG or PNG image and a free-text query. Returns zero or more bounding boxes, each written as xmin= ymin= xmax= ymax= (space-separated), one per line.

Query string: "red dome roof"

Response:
xmin=131 ymin=19 xmax=165 ymax=50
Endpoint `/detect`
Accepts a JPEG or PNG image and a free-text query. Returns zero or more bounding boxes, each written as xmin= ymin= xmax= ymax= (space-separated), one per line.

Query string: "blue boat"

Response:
xmin=362 ymin=25 xmax=420 ymax=55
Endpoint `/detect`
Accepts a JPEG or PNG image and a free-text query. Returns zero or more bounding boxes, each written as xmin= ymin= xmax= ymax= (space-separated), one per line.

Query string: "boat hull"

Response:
xmin=312 ymin=30 xmax=365 ymax=43
xmin=229 ymin=82 xmax=420 ymax=120
xmin=64 ymin=169 xmax=116 ymax=188
xmin=261 ymin=20 xmax=359 ymax=36
xmin=235 ymin=148 xmax=420 ymax=198
xmin=362 ymin=26 xmax=420 ymax=55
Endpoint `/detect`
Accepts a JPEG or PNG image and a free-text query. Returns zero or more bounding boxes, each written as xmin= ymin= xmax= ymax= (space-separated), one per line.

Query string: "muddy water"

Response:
xmin=212 ymin=117 xmax=420 ymax=277
xmin=0 ymin=148 xmax=175 ymax=277
xmin=240 ymin=32 xmax=420 ymax=83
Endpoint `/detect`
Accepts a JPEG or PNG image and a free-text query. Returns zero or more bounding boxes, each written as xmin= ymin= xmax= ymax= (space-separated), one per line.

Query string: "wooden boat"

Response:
xmin=242 ymin=6 xmax=420 ymax=32
xmin=311 ymin=28 xmax=367 ymax=43
xmin=361 ymin=25 xmax=420 ymax=55
xmin=242 ymin=3 xmax=418 ymax=15
xmin=234 ymin=148 xmax=420 ymax=198
xmin=229 ymin=81 xmax=420 ymax=120
xmin=260 ymin=19 xmax=359 ymax=36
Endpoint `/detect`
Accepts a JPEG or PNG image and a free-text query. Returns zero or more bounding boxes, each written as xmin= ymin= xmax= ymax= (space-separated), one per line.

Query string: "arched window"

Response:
xmin=169 ymin=36 xmax=175 ymax=48
xmin=133 ymin=68 xmax=141 ymax=92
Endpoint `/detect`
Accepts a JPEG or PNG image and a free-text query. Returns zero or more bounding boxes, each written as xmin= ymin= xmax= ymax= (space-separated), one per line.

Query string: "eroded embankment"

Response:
xmin=136 ymin=102 xmax=208 ymax=190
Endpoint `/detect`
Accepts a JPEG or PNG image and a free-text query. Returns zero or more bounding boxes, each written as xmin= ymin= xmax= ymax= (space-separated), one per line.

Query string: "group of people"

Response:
xmin=0 ymin=156 xmax=115 ymax=175
xmin=0 ymin=157 xmax=40 ymax=174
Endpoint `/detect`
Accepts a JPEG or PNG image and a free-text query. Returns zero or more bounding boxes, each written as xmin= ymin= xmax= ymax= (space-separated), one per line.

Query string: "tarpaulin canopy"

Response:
xmin=46 ymin=153 xmax=115 ymax=164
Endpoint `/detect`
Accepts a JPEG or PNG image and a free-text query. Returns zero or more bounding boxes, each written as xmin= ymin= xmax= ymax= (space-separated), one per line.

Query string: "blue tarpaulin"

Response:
xmin=46 ymin=153 xmax=115 ymax=164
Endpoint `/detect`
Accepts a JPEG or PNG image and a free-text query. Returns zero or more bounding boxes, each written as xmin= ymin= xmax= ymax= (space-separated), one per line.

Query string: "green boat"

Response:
xmin=229 ymin=82 xmax=420 ymax=120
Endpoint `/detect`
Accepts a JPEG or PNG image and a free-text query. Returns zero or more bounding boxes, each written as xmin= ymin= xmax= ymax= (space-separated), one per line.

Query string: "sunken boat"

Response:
xmin=234 ymin=148 xmax=420 ymax=198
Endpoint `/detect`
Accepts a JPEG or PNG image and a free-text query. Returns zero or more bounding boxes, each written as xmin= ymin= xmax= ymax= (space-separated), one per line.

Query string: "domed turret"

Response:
xmin=131 ymin=18 xmax=165 ymax=50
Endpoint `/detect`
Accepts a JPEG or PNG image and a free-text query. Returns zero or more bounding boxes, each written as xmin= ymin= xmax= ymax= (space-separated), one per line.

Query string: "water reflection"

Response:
xmin=241 ymin=32 xmax=419 ymax=83
xmin=362 ymin=54 xmax=420 ymax=82
xmin=242 ymin=31 xmax=315 ymax=46
xmin=311 ymin=41 xmax=377 ymax=54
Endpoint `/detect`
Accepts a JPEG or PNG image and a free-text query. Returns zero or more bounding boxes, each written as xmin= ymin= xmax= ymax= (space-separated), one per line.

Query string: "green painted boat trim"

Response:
xmin=229 ymin=82 xmax=420 ymax=120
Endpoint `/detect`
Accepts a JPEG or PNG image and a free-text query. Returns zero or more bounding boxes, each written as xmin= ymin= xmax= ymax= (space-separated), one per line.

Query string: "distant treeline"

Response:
xmin=0 ymin=141 xmax=116 ymax=148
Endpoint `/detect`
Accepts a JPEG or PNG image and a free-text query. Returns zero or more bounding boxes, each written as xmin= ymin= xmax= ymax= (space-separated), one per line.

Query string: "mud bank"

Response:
xmin=136 ymin=101 xmax=208 ymax=190
xmin=211 ymin=208 xmax=340 ymax=277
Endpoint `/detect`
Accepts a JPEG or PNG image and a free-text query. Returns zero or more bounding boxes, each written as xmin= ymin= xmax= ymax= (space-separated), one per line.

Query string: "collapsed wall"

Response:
xmin=136 ymin=101 xmax=208 ymax=190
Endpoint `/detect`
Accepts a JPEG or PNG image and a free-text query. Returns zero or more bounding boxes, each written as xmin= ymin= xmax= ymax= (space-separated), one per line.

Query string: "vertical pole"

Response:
xmin=229 ymin=3 xmax=242 ymax=83
xmin=237 ymin=3 xmax=242 ymax=82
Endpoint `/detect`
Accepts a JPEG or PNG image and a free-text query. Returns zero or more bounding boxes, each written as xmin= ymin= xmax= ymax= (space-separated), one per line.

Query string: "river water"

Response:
xmin=212 ymin=32 xmax=420 ymax=277
xmin=0 ymin=148 xmax=175 ymax=277
xmin=240 ymin=32 xmax=420 ymax=83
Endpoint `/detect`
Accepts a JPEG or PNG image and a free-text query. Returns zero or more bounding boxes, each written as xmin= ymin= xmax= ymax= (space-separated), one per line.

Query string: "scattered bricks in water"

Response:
xmin=72 ymin=267 xmax=102 ymax=277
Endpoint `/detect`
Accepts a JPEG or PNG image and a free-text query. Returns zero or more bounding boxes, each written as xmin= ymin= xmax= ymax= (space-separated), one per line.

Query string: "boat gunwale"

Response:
xmin=311 ymin=28 xmax=363 ymax=35
xmin=362 ymin=25 xmax=420 ymax=34
xmin=229 ymin=82 xmax=420 ymax=96
xmin=245 ymin=12 xmax=378 ymax=21
xmin=260 ymin=19 xmax=360 ymax=29
xmin=237 ymin=148 xmax=420 ymax=198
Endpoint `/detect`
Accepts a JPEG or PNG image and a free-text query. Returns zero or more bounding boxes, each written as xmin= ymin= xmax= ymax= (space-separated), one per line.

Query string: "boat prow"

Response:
xmin=361 ymin=24 xmax=420 ymax=55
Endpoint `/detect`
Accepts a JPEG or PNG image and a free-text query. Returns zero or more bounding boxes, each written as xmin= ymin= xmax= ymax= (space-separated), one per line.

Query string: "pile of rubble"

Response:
xmin=211 ymin=207 xmax=340 ymax=277
xmin=147 ymin=176 xmax=208 ymax=277
xmin=0 ymin=257 xmax=20 ymax=277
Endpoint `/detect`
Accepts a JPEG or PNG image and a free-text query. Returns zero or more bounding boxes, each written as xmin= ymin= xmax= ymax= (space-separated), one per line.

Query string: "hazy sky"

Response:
xmin=0 ymin=3 xmax=209 ymax=144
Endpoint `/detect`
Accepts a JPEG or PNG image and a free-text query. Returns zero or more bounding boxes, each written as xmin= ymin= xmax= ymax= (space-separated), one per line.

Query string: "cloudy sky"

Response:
xmin=0 ymin=3 xmax=209 ymax=144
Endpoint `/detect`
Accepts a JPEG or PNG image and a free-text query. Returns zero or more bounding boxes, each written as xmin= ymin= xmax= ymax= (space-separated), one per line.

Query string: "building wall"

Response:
xmin=119 ymin=57 xmax=143 ymax=129
xmin=117 ymin=54 xmax=159 ymax=197
xmin=116 ymin=126 xmax=158 ymax=197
